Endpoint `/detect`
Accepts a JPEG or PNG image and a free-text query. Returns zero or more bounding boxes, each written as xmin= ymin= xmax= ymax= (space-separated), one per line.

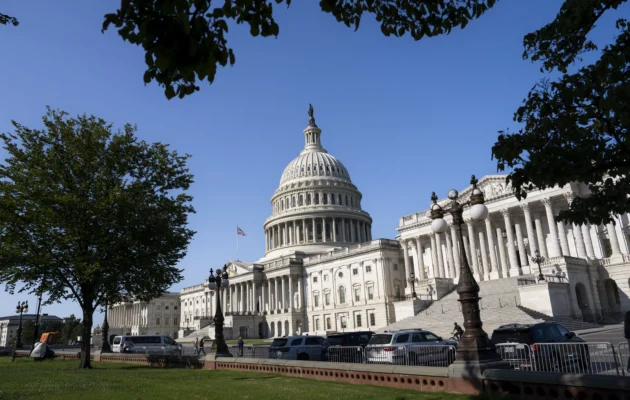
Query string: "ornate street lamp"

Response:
xmin=407 ymin=272 xmax=419 ymax=299
xmin=31 ymin=291 xmax=43 ymax=351
xmin=531 ymin=250 xmax=546 ymax=282
xmin=429 ymin=175 xmax=503 ymax=367
xmin=208 ymin=264 xmax=232 ymax=358
xmin=100 ymin=300 xmax=112 ymax=353
xmin=15 ymin=301 xmax=28 ymax=349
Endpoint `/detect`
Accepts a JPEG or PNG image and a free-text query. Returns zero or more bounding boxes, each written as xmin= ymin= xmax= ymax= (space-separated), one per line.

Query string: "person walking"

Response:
xmin=237 ymin=336 xmax=244 ymax=357
xmin=198 ymin=338 xmax=206 ymax=356
xmin=194 ymin=337 xmax=199 ymax=355
xmin=624 ymin=311 xmax=630 ymax=373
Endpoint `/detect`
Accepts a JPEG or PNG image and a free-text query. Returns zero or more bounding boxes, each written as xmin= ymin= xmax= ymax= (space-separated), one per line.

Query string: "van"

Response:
xmin=112 ymin=335 xmax=182 ymax=355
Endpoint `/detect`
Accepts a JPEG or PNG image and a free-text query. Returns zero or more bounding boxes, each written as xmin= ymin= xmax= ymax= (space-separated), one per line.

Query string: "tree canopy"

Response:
xmin=0 ymin=108 xmax=195 ymax=367
xmin=493 ymin=1 xmax=629 ymax=225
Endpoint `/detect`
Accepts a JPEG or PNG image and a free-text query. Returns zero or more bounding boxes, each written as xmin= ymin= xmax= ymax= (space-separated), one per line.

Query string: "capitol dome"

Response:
xmin=263 ymin=105 xmax=373 ymax=259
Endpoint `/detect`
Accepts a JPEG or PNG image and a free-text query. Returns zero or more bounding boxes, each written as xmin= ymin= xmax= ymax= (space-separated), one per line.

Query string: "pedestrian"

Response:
xmin=194 ymin=337 xmax=199 ymax=355
xmin=198 ymin=338 xmax=206 ymax=356
xmin=625 ymin=310 xmax=630 ymax=373
xmin=237 ymin=336 xmax=244 ymax=357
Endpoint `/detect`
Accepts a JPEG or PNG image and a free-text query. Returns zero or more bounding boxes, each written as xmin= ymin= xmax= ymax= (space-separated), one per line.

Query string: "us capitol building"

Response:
xmin=107 ymin=107 xmax=630 ymax=340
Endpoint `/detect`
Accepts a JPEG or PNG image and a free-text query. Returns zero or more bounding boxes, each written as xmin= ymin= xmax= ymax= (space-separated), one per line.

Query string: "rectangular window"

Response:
xmin=314 ymin=294 xmax=320 ymax=307
xmin=367 ymin=286 xmax=374 ymax=300
xmin=352 ymin=268 xmax=358 ymax=275
xmin=324 ymin=293 xmax=331 ymax=306
xmin=369 ymin=313 xmax=376 ymax=326
xmin=313 ymin=276 xmax=318 ymax=283
xmin=315 ymin=318 xmax=320 ymax=331
xmin=395 ymin=285 xmax=401 ymax=297
xmin=393 ymin=264 xmax=398 ymax=271
xmin=326 ymin=317 xmax=332 ymax=330
xmin=174 ymin=306 xmax=178 ymax=310
xmin=356 ymin=314 xmax=362 ymax=327
xmin=354 ymin=287 xmax=360 ymax=302
xmin=340 ymin=316 xmax=347 ymax=329
xmin=365 ymin=265 xmax=372 ymax=273
xmin=173 ymin=317 xmax=178 ymax=325
xmin=324 ymin=275 xmax=329 ymax=281
xmin=156 ymin=317 xmax=161 ymax=325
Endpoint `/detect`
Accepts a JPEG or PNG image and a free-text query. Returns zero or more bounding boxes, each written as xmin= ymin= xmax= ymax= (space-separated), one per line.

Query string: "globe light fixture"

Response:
xmin=428 ymin=175 xmax=500 ymax=365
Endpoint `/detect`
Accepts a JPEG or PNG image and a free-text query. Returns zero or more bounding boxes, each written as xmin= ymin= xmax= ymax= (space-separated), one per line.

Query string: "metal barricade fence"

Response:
xmin=618 ymin=342 xmax=629 ymax=376
xmin=495 ymin=343 xmax=533 ymax=371
xmin=405 ymin=345 xmax=456 ymax=367
xmin=229 ymin=345 xmax=270 ymax=359
xmin=324 ymin=346 xmax=364 ymax=363
xmin=527 ymin=342 xmax=619 ymax=375
xmin=293 ymin=346 xmax=324 ymax=361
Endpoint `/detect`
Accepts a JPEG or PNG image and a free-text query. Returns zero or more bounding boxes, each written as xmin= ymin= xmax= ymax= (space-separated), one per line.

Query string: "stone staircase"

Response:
xmin=381 ymin=276 xmax=601 ymax=338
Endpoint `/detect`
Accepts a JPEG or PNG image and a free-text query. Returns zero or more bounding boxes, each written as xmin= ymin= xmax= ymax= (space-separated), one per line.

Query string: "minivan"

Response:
xmin=112 ymin=335 xmax=182 ymax=355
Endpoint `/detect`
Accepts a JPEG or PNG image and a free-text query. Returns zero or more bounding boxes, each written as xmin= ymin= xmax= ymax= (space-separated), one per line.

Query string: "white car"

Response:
xmin=112 ymin=335 xmax=182 ymax=355
xmin=365 ymin=329 xmax=457 ymax=366
xmin=268 ymin=336 xmax=325 ymax=361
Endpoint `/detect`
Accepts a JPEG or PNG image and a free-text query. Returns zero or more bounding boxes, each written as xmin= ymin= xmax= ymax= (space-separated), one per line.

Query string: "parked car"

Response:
xmin=490 ymin=322 xmax=590 ymax=372
xmin=268 ymin=335 xmax=325 ymax=361
xmin=112 ymin=335 xmax=182 ymax=355
xmin=322 ymin=331 xmax=373 ymax=363
xmin=365 ymin=329 xmax=457 ymax=366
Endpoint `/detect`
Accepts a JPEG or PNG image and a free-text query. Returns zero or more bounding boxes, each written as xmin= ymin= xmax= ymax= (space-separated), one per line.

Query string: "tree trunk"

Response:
xmin=79 ymin=309 xmax=93 ymax=369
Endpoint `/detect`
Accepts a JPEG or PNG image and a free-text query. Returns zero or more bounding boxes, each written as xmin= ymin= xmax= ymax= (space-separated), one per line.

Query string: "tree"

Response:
xmin=62 ymin=314 xmax=84 ymax=344
xmin=0 ymin=13 xmax=18 ymax=27
xmin=0 ymin=108 xmax=195 ymax=368
xmin=100 ymin=0 xmax=496 ymax=99
xmin=492 ymin=1 xmax=629 ymax=225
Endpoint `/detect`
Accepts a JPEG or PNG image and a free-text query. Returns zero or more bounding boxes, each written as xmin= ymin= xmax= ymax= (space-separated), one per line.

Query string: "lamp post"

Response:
xmin=31 ymin=291 xmax=43 ymax=350
xmin=15 ymin=301 xmax=28 ymax=349
xmin=208 ymin=264 xmax=232 ymax=358
xmin=428 ymin=175 xmax=503 ymax=366
xmin=407 ymin=272 xmax=419 ymax=299
xmin=100 ymin=301 xmax=112 ymax=353
xmin=531 ymin=250 xmax=546 ymax=282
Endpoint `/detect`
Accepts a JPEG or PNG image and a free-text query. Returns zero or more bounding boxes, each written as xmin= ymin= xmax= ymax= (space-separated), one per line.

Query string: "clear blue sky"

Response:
xmin=0 ymin=0 xmax=626 ymax=322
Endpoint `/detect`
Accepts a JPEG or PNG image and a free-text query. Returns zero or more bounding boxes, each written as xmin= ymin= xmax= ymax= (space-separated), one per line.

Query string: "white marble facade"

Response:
xmin=397 ymin=176 xmax=630 ymax=322
xmin=113 ymin=108 xmax=630 ymax=339
xmin=108 ymin=292 xmax=180 ymax=338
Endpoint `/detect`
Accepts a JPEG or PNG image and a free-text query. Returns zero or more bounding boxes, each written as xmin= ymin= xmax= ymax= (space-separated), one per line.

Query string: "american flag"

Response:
xmin=237 ymin=226 xmax=246 ymax=236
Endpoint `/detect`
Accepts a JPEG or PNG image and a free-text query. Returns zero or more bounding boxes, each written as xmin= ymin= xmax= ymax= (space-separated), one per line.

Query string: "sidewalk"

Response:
xmin=576 ymin=323 xmax=623 ymax=336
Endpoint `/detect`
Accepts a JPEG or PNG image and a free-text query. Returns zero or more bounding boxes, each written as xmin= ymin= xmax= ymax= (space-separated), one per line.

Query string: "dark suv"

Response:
xmin=322 ymin=331 xmax=373 ymax=363
xmin=491 ymin=322 xmax=590 ymax=372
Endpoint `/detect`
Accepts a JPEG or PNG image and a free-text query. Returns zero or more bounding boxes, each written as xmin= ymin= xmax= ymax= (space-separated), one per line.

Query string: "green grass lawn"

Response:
xmin=0 ymin=358 xmax=496 ymax=400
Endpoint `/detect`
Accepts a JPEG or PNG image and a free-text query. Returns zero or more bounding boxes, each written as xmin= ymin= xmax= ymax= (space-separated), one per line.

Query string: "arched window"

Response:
xmin=339 ymin=286 xmax=346 ymax=304
xmin=314 ymin=193 xmax=319 ymax=204
xmin=323 ymin=193 xmax=328 ymax=204
xmin=306 ymin=193 xmax=311 ymax=205
xmin=292 ymin=196 xmax=296 ymax=207
xmin=281 ymin=199 xmax=284 ymax=210
xmin=351 ymin=197 xmax=354 ymax=207
xmin=338 ymin=194 xmax=342 ymax=204
xmin=330 ymin=194 xmax=335 ymax=205
xmin=345 ymin=195 xmax=349 ymax=205
xmin=298 ymin=194 xmax=303 ymax=206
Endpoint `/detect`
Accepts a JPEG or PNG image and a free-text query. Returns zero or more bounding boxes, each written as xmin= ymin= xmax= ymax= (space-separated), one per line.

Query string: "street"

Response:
xmin=578 ymin=325 xmax=626 ymax=345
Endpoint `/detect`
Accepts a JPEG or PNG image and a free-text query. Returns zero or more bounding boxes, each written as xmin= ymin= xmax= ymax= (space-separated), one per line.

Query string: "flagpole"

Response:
xmin=236 ymin=226 xmax=239 ymax=261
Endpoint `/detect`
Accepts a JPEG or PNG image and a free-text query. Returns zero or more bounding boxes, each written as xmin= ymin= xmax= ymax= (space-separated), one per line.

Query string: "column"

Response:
xmin=332 ymin=218 xmax=337 ymax=242
xmin=515 ymin=223 xmax=529 ymax=274
xmin=267 ymin=280 xmax=272 ymax=312
xmin=297 ymin=277 xmax=303 ymax=310
xmin=450 ymin=225 xmax=461 ymax=279
xmin=477 ymin=231 xmax=489 ymax=281
xmin=322 ymin=217 xmax=327 ymax=243
xmin=341 ymin=218 xmax=346 ymax=242
xmin=542 ymin=198 xmax=562 ymax=257
xmin=252 ymin=281 xmax=258 ymax=313
xmin=572 ymin=223 xmax=588 ymax=259
xmin=582 ymin=224 xmax=596 ymax=259
xmin=302 ymin=219 xmax=307 ymax=243
xmin=288 ymin=275 xmax=294 ymax=311
xmin=484 ymin=217 xmax=499 ymax=279
xmin=274 ymin=278 xmax=279 ymax=311
xmin=350 ymin=220 xmax=356 ymax=242
xmin=402 ymin=240 xmax=412 ymax=286
xmin=607 ymin=222 xmax=622 ymax=256
xmin=520 ymin=203 xmax=538 ymax=256
xmin=496 ymin=227 xmax=508 ymax=278
xmin=415 ymin=237 xmax=427 ymax=280
xmin=501 ymin=209 xmax=520 ymax=276
xmin=280 ymin=276 xmax=285 ymax=311
xmin=436 ymin=233 xmax=446 ymax=278
xmin=465 ymin=219 xmax=481 ymax=279
xmin=429 ymin=233 xmax=439 ymax=278
xmin=240 ymin=283 xmax=245 ymax=313
xmin=534 ymin=215 xmax=549 ymax=258
xmin=557 ymin=220 xmax=570 ymax=256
